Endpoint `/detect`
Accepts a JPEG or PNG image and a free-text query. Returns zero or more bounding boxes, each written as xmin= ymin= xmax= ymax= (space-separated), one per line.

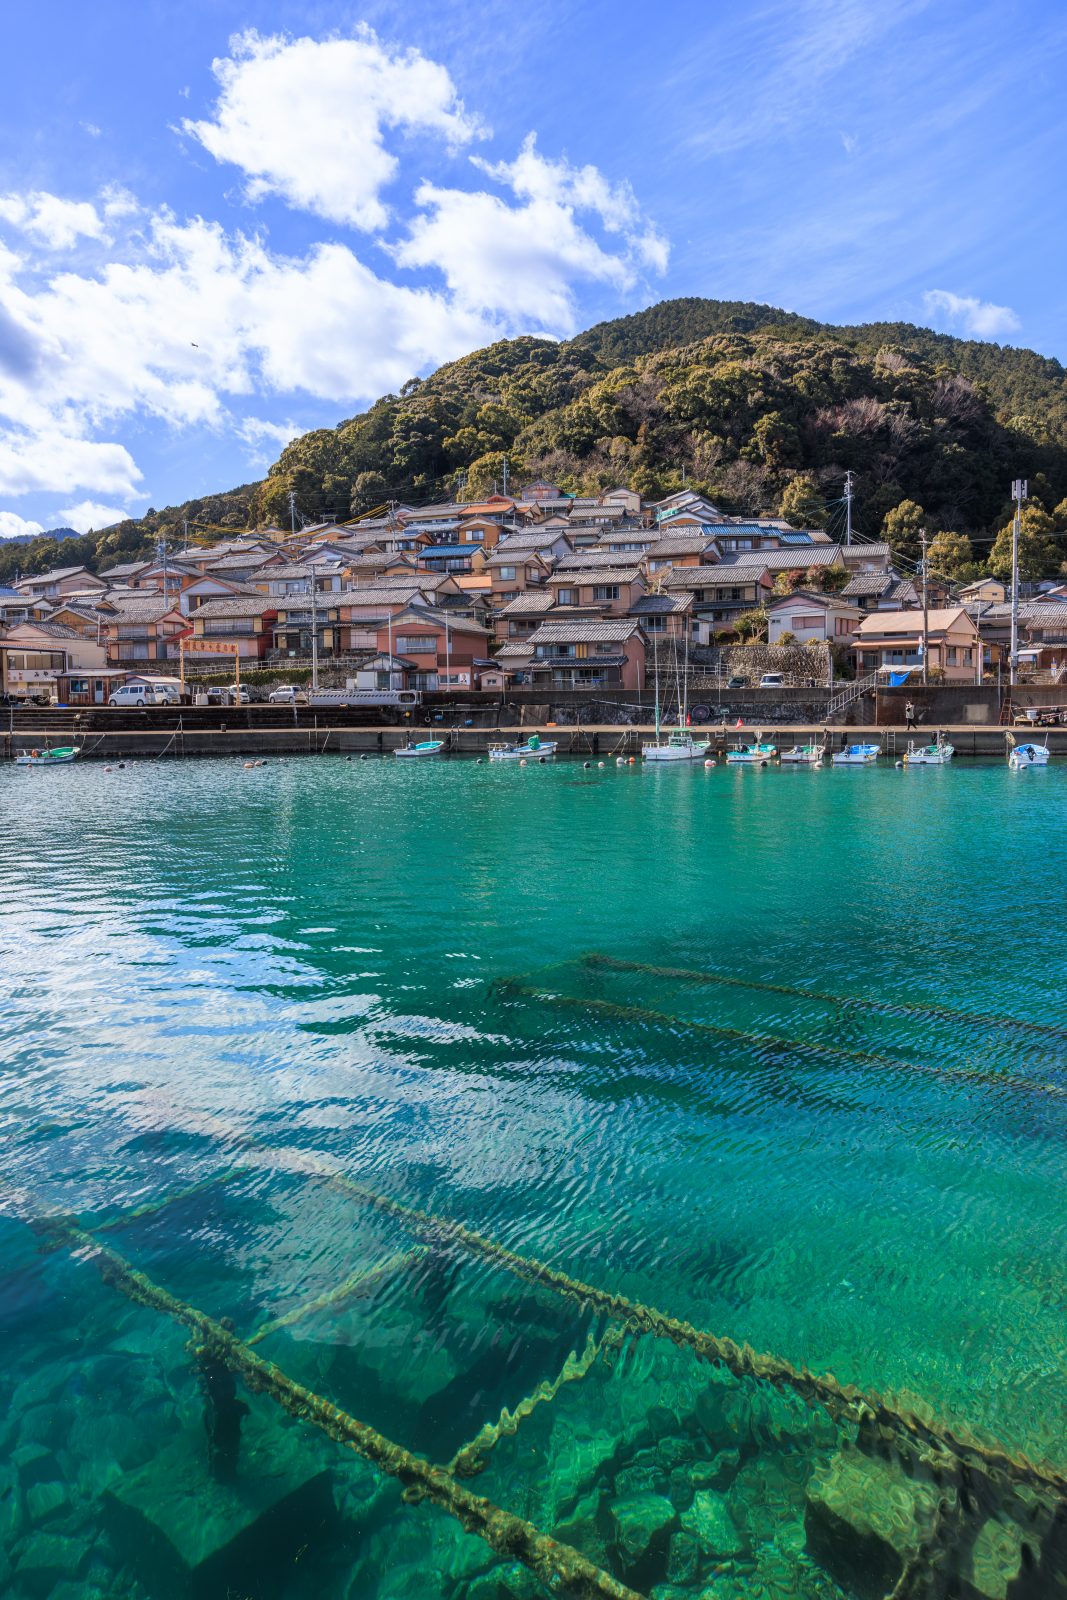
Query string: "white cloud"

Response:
xmin=395 ymin=135 xmax=668 ymax=332
xmin=0 ymin=191 xmax=107 ymax=250
xmin=56 ymin=500 xmax=129 ymax=533
xmin=0 ymin=509 xmax=44 ymax=540
xmin=182 ymin=27 xmax=484 ymax=231
xmin=82 ymin=122 xmax=102 ymax=139
xmin=0 ymin=427 xmax=143 ymax=500
xmin=922 ymin=289 xmax=1021 ymax=339
xmin=237 ymin=416 xmax=305 ymax=451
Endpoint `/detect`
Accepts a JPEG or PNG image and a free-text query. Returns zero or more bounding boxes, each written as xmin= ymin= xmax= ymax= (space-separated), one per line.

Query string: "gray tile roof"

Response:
xmin=716 ymin=546 xmax=844 ymax=570
xmin=630 ymin=593 xmax=692 ymax=614
xmin=497 ymin=592 xmax=556 ymax=615
xmin=550 ymin=567 xmax=642 ymax=586
xmin=528 ymin=618 xmax=641 ymax=644
xmin=192 ymin=595 xmax=280 ymax=618
xmin=842 ymin=572 xmax=894 ymax=596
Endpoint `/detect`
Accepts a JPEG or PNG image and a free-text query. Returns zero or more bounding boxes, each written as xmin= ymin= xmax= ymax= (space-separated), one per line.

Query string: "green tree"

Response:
xmin=779 ymin=474 xmax=827 ymax=528
xmin=881 ymin=499 xmax=925 ymax=564
xmin=734 ymin=606 xmax=769 ymax=642
xmin=927 ymin=530 xmax=976 ymax=582
xmin=986 ymin=505 xmax=1060 ymax=581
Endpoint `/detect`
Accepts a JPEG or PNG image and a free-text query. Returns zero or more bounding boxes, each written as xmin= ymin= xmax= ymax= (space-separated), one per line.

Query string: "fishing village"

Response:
xmin=4 ymin=4 xmax=1067 ymax=1596
xmin=4 ymin=478 xmax=1067 ymax=770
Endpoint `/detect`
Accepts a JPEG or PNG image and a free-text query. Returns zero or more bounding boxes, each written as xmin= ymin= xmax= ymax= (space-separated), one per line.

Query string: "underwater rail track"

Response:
xmin=22 ymin=1114 xmax=1067 ymax=1600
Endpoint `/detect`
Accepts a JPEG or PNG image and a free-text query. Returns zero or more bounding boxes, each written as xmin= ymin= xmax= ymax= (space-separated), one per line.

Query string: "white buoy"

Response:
xmin=597 ymin=761 xmax=605 ymax=768
xmin=895 ymin=759 xmax=904 ymax=768
xmin=616 ymin=756 xmax=625 ymax=766
xmin=520 ymin=758 xmax=527 ymax=767
xmin=704 ymin=758 xmax=714 ymax=768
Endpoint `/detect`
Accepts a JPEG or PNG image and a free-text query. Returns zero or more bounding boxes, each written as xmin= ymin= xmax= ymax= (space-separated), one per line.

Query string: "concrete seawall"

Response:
xmin=6 ymin=724 xmax=1066 ymax=760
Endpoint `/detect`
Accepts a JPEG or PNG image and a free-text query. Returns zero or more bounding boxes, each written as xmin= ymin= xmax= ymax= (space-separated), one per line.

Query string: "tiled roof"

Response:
xmin=842 ymin=572 xmax=894 ymax=596
xmin=21 ymin=565 xmax=101 ymax=586
xmin=556 ymin=550 xmax=643 ymax=570
xmin=98 ymin=595 xmax=183 ymax=620
xmin=645 ymin=536 xmax=718 ymax=556
xmin=494 ymin=642 xmax=536 ymax=660
xmin=528 ymin=618 xmax=641 ymax=644
xmin=3 ymin=621 xmax=84 ymax=640
xmin=551 ymin=566 xmax=642 ymax=586
xmin=716 ymin=547 xmax=844 ymax=570
xmin=497 ymin=592 xmax=556 ymax=615
xmin=630 ymin=593 xmax=692 ymax=614
xmin=854 ymin=607 xmax=973 ymax=636
xmin=663 ymin=566 xmax=756 ymax=589
xmin=491 ymin=529 xmax=570 ymax=550
xmin=192 ymin=595 xmax=280 ymax=618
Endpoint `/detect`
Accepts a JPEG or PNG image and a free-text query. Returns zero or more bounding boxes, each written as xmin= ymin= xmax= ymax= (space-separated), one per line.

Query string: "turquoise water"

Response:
xmin=1 ymin=755 xmax=1065 ymax=1600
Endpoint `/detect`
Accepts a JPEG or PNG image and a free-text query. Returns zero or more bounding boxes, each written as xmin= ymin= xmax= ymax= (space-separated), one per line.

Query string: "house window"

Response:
xmin=835 ymin=618 xmax=853 ymax=635
xmin=793 ymin=614 xmax=823 ymax=629
xmin=396 ymin=635 xmax=435 ymax=654
xmin=593 ymin=585 xmax=620 ymax=601
xmin=497 ymin=566 xmax=516 ymax=581
xmin=556 ymin=588 xmax=576 ymax=605
xmin=645 ymin=616 xmax=665 ymax=631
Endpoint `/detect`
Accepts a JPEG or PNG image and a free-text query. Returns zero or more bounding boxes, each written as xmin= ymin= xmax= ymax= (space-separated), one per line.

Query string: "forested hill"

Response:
xmin=4 ymin=297 xmax=1067 ymax=584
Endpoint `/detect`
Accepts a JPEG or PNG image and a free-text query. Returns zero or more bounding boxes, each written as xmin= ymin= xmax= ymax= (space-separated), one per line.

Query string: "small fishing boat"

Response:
xmin=394 ymin=739 xmax=446 ymax=759
xmin=903 ymin=734 xmax=954 ymax=765
xmin=641 ymin=635 xmax=709 ymax=761
xmin=14 ymin=745 xmax=80 ymax=767
xmin=1007 ymin=733 xmax=1050 ymax=770
xmin=643 ymin=730 xmax=711 ymax=762
xmin=831 ymin=742 xmax=881 ymax=765
xmin=780 ymin=742 xmax=824 ymax=765
xmin=726 ymin=740 xmax=777 ymax=764
xmin=488 ymin=736 xmax=558 ymax=761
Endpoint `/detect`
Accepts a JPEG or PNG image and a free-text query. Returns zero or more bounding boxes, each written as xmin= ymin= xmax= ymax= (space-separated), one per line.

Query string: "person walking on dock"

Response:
xmin=905 ymin=700 xmax=917 ymax=730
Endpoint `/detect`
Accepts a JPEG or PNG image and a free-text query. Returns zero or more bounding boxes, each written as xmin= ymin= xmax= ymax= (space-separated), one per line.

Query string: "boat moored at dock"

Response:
xmin=903 ymin=734 xmax=955 ymax=765
xmin=394 ymin=739 xmax=447 ymax=759
xmin=642 ymin=730 xmax=711 ymax=762
xmin=1007 ymin=733 xmax=1050 ymax=770
xmin=780 ymin=743 xmax=824 ymax=764
xmin=488 ymin=736 xmax=558 ymax=761
xmin=14 ymin=745 xmax=80 ymax=767
xmin=831 ymin=742 xmax=881 ymax=765
xmin=726 ymin=740 xmax=778 ymax=764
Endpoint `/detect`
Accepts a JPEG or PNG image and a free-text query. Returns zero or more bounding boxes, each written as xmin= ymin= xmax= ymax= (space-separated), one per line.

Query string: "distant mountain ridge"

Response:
xmin=2 ymin=298 xmax=1066 ymax=583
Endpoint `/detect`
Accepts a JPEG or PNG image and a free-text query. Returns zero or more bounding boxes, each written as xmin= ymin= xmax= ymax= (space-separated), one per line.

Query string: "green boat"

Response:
xmin=14 ymin=745 xmax=80 ymax=767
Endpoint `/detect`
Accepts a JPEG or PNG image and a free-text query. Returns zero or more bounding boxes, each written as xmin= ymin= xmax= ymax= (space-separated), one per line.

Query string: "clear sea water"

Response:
xmin=1 ymin=754 xmax=1065 ymax=1600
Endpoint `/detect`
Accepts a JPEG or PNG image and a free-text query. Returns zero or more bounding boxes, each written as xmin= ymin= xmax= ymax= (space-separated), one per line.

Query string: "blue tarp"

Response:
xmin=885 ymin=670 xmax=913 ymax=686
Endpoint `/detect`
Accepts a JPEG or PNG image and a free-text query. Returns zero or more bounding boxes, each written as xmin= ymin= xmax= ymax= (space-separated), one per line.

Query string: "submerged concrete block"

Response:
xmin=104 ymin=1416 xmax=335 ymax=1600
xmin=804 ymin=1448 xmax=948 ymax=1598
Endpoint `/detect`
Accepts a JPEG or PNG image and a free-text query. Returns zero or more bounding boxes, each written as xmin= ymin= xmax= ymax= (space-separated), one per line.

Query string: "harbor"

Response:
xmin=2 ymin=753 xmax=1065 ymax=1600
xmin=6 ymin=714 xmax=1067 ymax=761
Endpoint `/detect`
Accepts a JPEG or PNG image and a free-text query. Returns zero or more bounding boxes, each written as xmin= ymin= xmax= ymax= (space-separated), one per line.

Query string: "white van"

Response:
xmin=108 ymin=682 xmax=181 ymax=707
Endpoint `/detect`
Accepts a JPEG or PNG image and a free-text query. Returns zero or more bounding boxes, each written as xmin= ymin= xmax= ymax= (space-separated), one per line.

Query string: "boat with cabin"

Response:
xmin=641 ymin=637 xmax=710 ymax=762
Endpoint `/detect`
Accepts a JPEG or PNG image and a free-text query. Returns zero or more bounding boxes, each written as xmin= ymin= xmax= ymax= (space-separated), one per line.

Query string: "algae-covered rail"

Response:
xmin=32 ymin=1215 xmax=643 ymax=1600
xmin=29 ymin=1148 xmax=1067 ymax=1600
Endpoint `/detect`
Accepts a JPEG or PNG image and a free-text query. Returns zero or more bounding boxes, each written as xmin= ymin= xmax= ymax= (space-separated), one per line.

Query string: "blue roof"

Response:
xmin=421 ymin=544 xmax=479 ymax=558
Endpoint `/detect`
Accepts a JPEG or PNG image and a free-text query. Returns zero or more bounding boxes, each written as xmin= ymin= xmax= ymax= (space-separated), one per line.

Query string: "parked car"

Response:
xmin=268 ymin=685 xmax=307 ymax=704
xmin=759 ymin=672 xmax=785 ymax=689
xmin=227 ymin=684 xmax=250 ymax=705
xmin=725 ymin=675 xmax=749 ymax=689
xmin=108 ymin=683 xmax=180 ymax=707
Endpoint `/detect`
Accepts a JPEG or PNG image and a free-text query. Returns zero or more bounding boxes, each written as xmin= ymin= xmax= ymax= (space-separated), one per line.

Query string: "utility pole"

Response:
xmin=844 ymin=470 xmax=854 ymax=546
xmin=288 ymin=489 xmax=298 ymax=539
xmin=1009 ymin=478 xmax=1027 ymax=687
xmin=920 ymin=527 xmax=930 ymax=686
xmin=501 ymin=455 xmax=508 ymax=497
xmin=156 ymin=534 xmax=169 ymax=604
xmin=306 ymin=567 xmax=319 ymax=693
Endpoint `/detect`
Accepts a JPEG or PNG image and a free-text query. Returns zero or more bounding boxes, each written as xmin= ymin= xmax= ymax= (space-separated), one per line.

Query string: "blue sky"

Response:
xmin=1 ymin=0 xmax=1063 ymax=537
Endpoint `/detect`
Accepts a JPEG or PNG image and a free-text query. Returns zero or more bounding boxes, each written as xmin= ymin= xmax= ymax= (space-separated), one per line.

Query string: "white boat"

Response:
xmin=488 ymin=737 xmax=558 ymax=761
xmin=780 ymin=743 xmax=824 ymax=765
xmin=14 ymin=745 xmax=80 ymax=767
xmin=1007 ymin=733 xmax=1050 ymax=770
xmin=725 ymin=740 xmax=777 ymax=765
xmin=903 ymin=735 xmax=954 ymax=765
xmin=641 ymin=636 xmax=709 ymax=761
xmin=832 ymin=742 xmax=881 ymax=765
xmin=394 ymin=739 xmax=446 ymax=759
